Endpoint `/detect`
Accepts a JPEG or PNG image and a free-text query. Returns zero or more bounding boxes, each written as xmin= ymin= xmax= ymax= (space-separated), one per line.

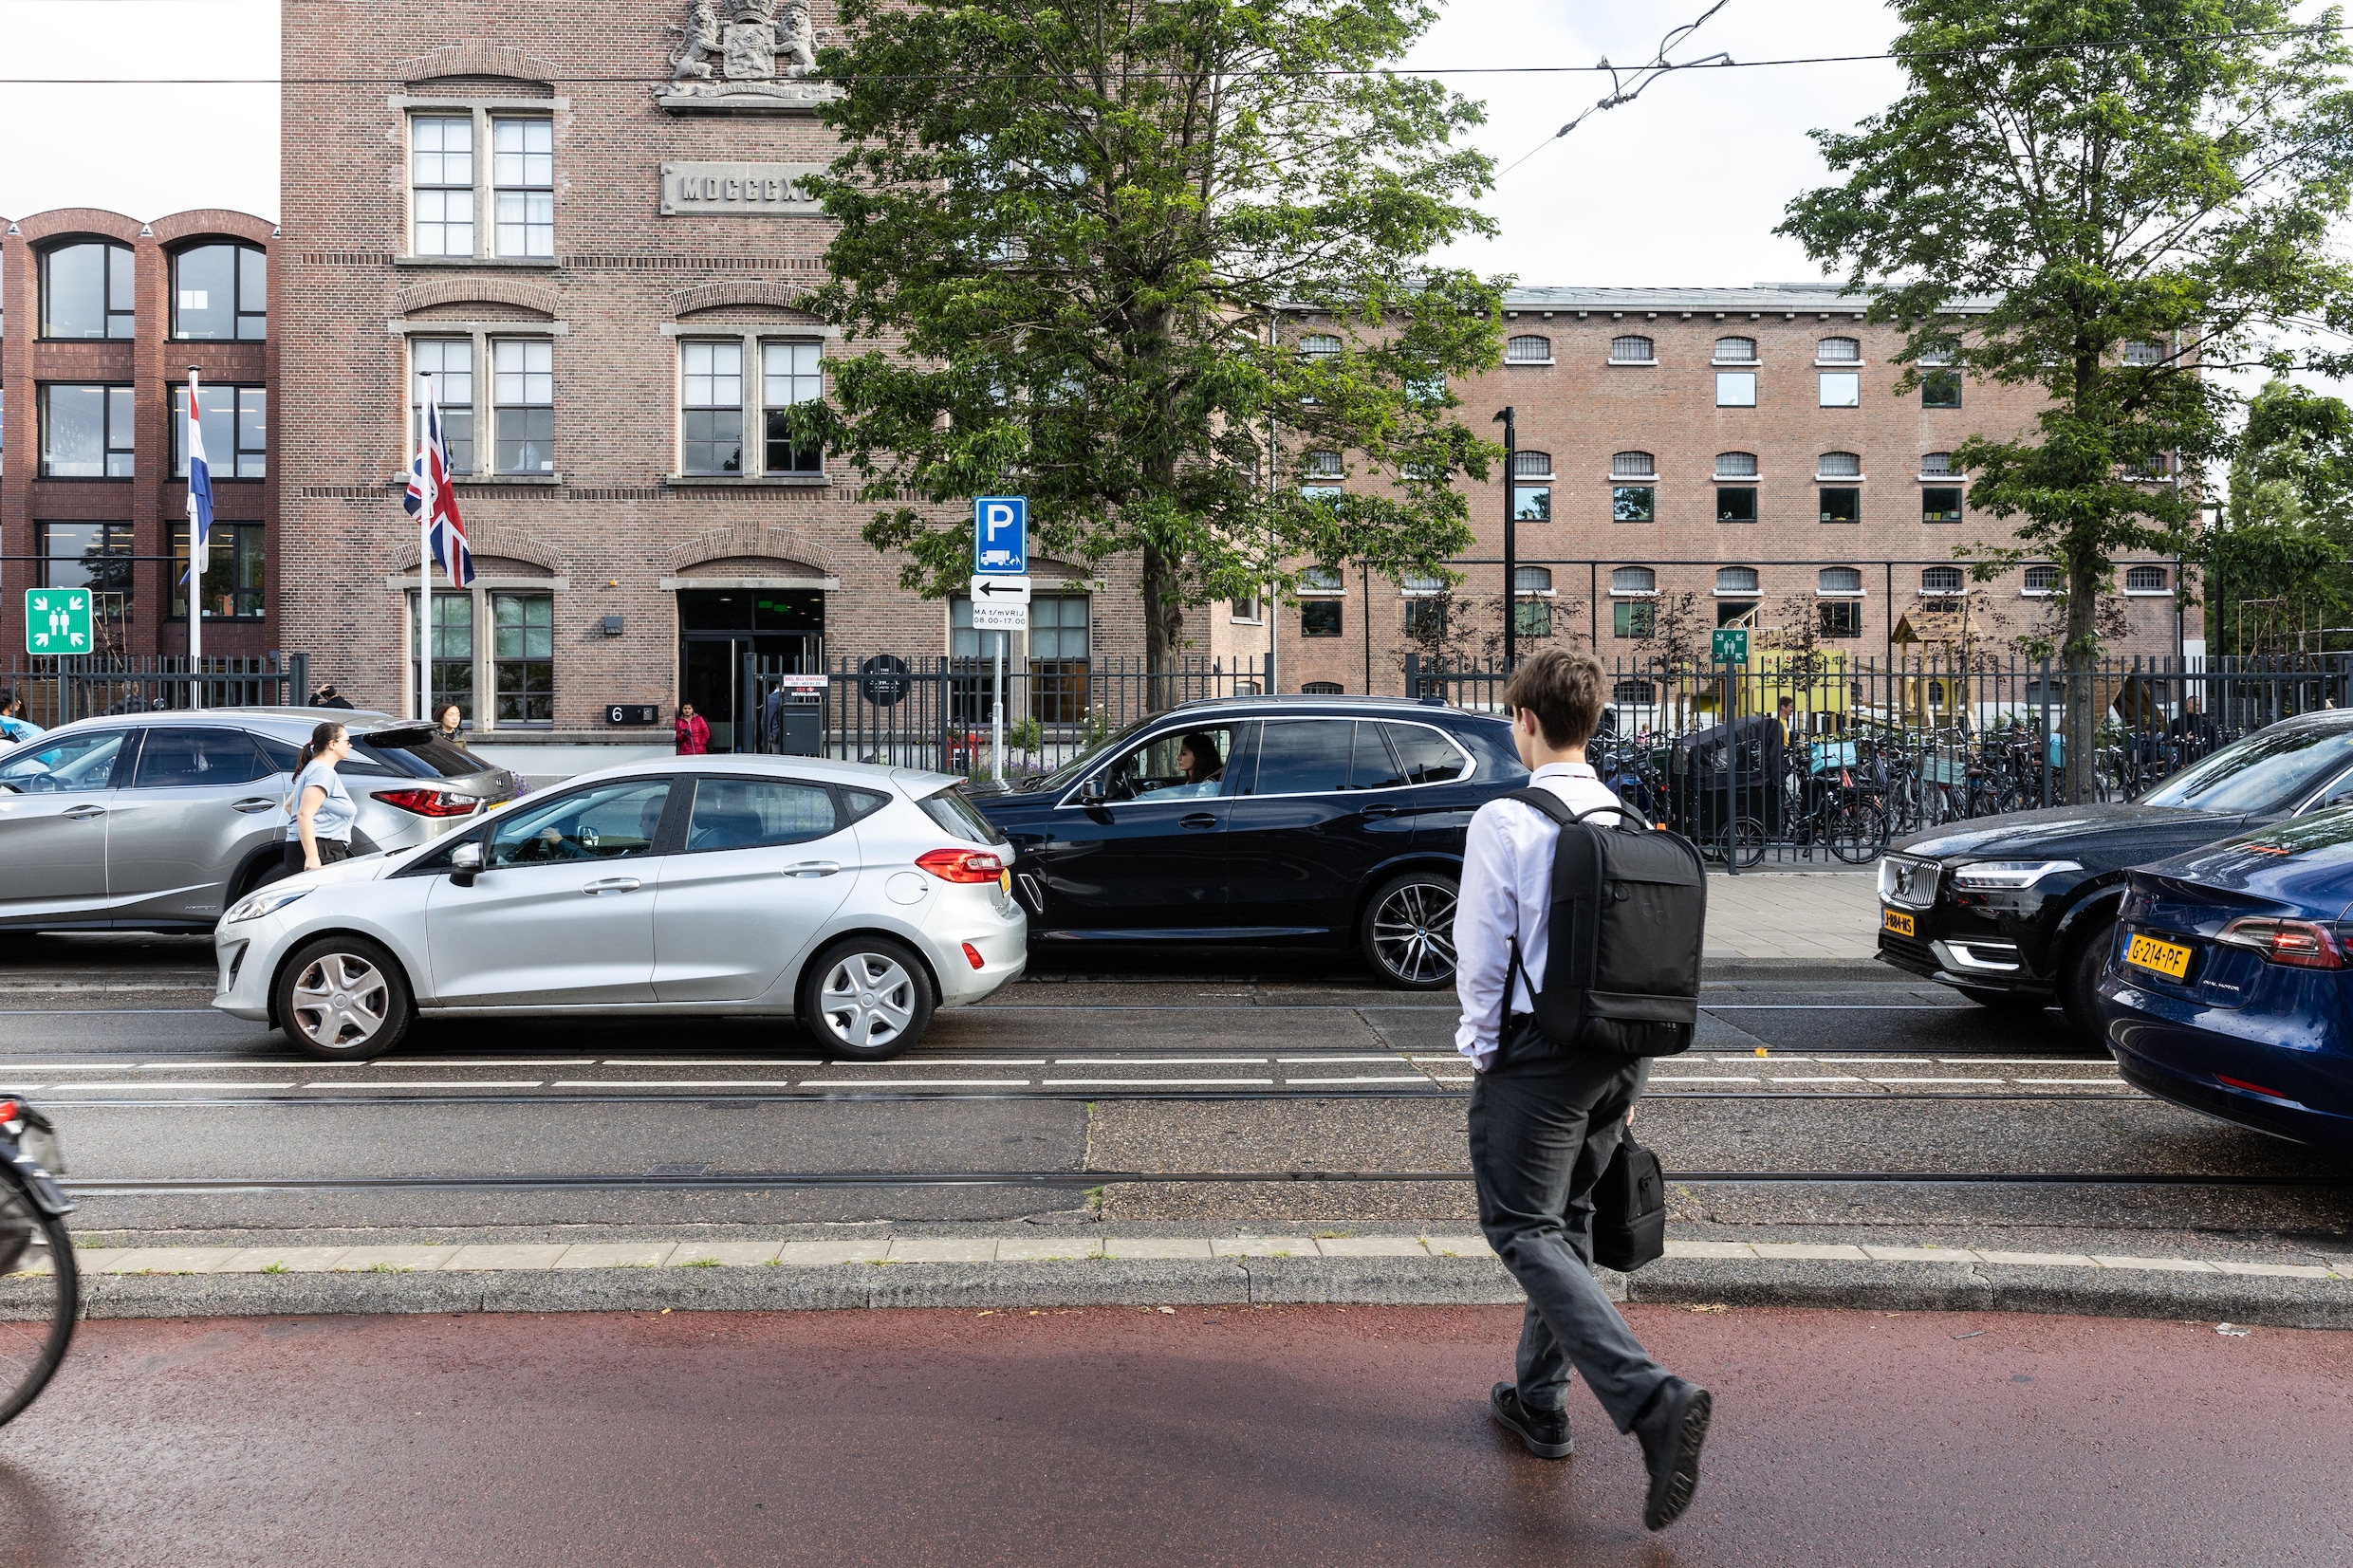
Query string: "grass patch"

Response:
xmin=261 ymin=1262 xmax=289 ymax=1275
xmin=680 ymin=1257 xmax=722 ymax=1268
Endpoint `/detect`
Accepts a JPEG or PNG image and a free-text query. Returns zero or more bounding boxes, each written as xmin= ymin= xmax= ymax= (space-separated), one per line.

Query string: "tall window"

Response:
xmin=1922 ymin=487 xmax=1963 ymax=524
xmin=1514 ymin=565 xmax=1553 ymax=636
xmin=40 ymin=242 xmax=134 ymax=339
xmin=1714 ymin=336 xmax=1757 ymax=362
xmin=1819 ymin=370 xmax=1861 ymax=407
xmin=38 ymin=523 xmax=132 ymax=625
xmin=1714 ymin=452 xmax=1757 ymax=478
xmin=762 ymin=341 xmax=824 ymax=473
xmin=172 ymin=243 xmax=266 ymax=341
xmin=1610 ymin=566 xmax=1656 ymax=639
xmin=174 ymin=384 xmax=267 ymax=479
xmin=680 ymin=341 xmax=744 ymax=475
xmin=1506 ymin=334 xmax=1552 ymax=364
xmin=1716 ymin=370 xmax=1757 ymax=407
xmin=410 ymin=115 xmax=475 ymax=257
xmin=492 ymin=118 xmax=554 ymax=257
xmin=412 ymin=592 xmax=476 ymax=720
xmin=1028 ymin=594 xmax=1091 ymax=722
xmin=1509 ymin=449 xmax=1550 ymax=521
xmin=1402 ymin=573 xmax=1447 ymax=639
xmin=1817 ymin=337 xmax=1862 ymax=363
xmin=492 ymin=592 xmax=553 ymax=723
xmin=1921 ymin=565 xmax=1965 ymax=595
xmin=41 ymin=386 xmax=135 ymax=476
xmin=1300 ymin=565 xmax=1343 ymax=637
xmin=492 ymin=339 xmax=554 ymax=474
xmin=1918 ymin=341 xmax=1961 ymax=407
xmin=1817 ymin=565 xmax=1864 ymax=639
xmin=170 ymin=522 xmax=266 ymax=619
xmin=411 ymin=339 xmax=475 ymax=475
xmin=1609 ymin=335 xmax=1656 ymax=363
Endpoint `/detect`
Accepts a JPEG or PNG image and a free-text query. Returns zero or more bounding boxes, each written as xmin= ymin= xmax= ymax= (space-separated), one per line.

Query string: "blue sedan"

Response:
xmin=2099 ymin=808 xmax=2353 ymax=1155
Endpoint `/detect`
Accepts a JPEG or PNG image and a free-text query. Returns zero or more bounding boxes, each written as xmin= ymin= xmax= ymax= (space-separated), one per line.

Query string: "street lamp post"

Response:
xmin=1493 ymin=407 xmax=1517 ymax=670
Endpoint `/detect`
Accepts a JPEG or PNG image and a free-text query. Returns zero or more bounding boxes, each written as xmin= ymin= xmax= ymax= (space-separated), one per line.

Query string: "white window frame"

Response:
xmin=1714 ymin=452 xmax=1758 ymax=479
xmin=1230 ymin=593 xmax=1262 ymax=625
xmin=1399 ymin=572 xmax=1448 ymax=599
xmin=407 ymin=112 xmax=476 ymax=258
xmin=1714 ymin=567 xmax=1760 ymax=599
xmin=1819 ymin=371 xmax=1862 ymax=408
xmin=664 ymin=332 xmax=827 ymax=482
xmin=1505 ymin=334 xmax=1553 ymax=365
xmin=1816 ymin=452 xmax=1863 ymax=480
xmin=1608 ymin=335 xmax=1657 ymax=365
xmin=1297 ymin=567 xmax=1346 ymax=598
xmin=401 ymin=98 xmax=565 ymax=264
xmin=1816 ymin=568 xmax=1865 ymax=599
xmin=1609 ymin=452 xmax=1656 ymax=479
xmin=1815 ymin=337 xmax=1862 ymax=365
xmin=2124 ymin=565 xmax=2171 ymax=596
xmin=1510 ymin=451 xmax=1554 ymax=481
xmin=491 ymin=115 xmax=556 ymax=259
xmin=2022 ymin=565 xmax=2060 ymax=598
xmin=1716 ymin=371 xmax=1757 ymax=407
xmin=1608 ymin=567 xmax=1658 ymax=598
xmin=1920 ymin=567 xmax=1966 ymax=597
xmin=1713 ymin=337 xmax=1758 ymax=364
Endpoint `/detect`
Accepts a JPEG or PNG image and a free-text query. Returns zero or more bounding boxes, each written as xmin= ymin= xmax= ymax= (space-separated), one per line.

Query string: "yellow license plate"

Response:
xmin=2125 ymin=932 xmax=2193 ymax=980
xmin=1881 ymin=908 xmax=1916 ymax=937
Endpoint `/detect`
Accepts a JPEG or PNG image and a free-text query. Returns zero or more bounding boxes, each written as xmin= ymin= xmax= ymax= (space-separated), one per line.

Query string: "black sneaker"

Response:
xmin=1635 ymin=1378 xmax=1712 ymax=1530
xmin=1489 ymin=1383 xmax=1573 ymax=1459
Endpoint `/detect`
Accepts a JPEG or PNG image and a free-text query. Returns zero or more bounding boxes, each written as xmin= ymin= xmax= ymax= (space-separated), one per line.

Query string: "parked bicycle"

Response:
xmin=0 ymin=1096 xmax=74 ymax=1427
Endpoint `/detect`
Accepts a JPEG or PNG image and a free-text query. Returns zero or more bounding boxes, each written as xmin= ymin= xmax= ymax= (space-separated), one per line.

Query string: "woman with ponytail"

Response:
xmin=285 ymin=721 xmax=358 ymax=876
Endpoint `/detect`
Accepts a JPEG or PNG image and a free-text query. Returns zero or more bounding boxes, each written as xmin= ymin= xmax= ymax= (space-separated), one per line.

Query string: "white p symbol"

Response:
xmin=985 ymin=502 xmax=1016 ymax=540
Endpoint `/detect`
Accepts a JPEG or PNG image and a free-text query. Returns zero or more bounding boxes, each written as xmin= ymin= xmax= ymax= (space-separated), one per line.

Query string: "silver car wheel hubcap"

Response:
xmin=820 ymin=954 xmax=917 ymax=1049
xmin=290 ymin=953 xmax=389 ymax=1050
xmin=1373 ymin=883 xmax=1458 ymax=983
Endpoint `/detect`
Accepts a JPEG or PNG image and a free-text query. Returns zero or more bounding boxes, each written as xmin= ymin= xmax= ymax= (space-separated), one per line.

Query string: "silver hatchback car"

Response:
xmin=0 ymin=708 xmax=520 ymax=931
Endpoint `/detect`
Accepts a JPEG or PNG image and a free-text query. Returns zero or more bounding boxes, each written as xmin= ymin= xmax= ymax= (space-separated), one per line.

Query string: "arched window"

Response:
xmin=2125 ymin=564 xmax=2170 ymax=593
xmin=1300 ymin=565 xmax=1344 ymax=593
xmin=1611 ymin=451 xmax=1655 ymax=478
xmin=1921 ymin=565 xmax=1965 ymax=595
xmin=41 ymin=240 xmax=135 ymax=339
xmin=2122 ymin=340 xmax=2164 ymax=366
xmin=1818 ymin=451 xmax=1862 ymax=477
xmin=1715 ymin=566 xmax=1759 ymax=596
xmin=1609 ymin=335 xmax=1655 ymax=364
xmin=1610 ymin=566 xmax=1656 ymax=596
xmin=172 ymin=242 xmax=267 ymax=341
xmin=1304 ymin=450 xmax=1343 ymax=478
xmin=1817 ymin=336 xmax=1862 ymax=363
xmin=1298 ymin=332 xmax=1342 ymax=359
xmin=1302 ymin=680 xmax=1344 ymax=694
xmin=2023 ymin=565 xmax=2060 ymax=595
xmin=1514 ymin=566 xmax=1553 ymax=595
xmin=1714 ymin=452 xmax=1757 ymax=478
xmin=1511 ymin=450 xmax=1553 ymax=480
xmin=1714 ymin=336 xmax=1757 ymax=363
xmin=1506 ymin=334 xmax=1552 ymax=364
xmin=1818 ymin=567 xmax=1863 ymax=596
xmin=1919 ymin=451 xmax=1954 ymax=476
xmin=1401 ymin=571 xmax=1447 ymax=596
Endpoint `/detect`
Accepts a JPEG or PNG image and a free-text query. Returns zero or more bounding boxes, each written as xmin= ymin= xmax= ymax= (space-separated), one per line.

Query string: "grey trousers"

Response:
xmin=1468 ymin=1040 xmax=1672 ymax=1433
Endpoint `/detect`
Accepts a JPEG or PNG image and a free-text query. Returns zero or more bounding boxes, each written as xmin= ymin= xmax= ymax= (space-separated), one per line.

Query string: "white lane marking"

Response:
xmin=64 ymin=1081 xmax=302 ymax=1092
xmin=552 ymin=1079 xmax=805 ymax=1088
xmin=599 ymin=1059 xmax=821 ymax=1067
xmin=307 ymin=1059 xmax=596 ymax=1068
xmin=1866 ymin=1077 xmax=2004 ymax=1085
xmin=1274 ymin=1056 xmax=1411 ymax=1064
xmin=1040 ymin=1078 xmax=1273 ymax=1087
xmin=1285 ymin=1075 xmax=1431 ymax=1084
xmin=1052 ymin=1057 xmax=1269 ymax=1064
xmin=798 ymin=1079 xmax=1034 ymax=1088
xmin=1768 ymin=1076 xmax=1866 ymax=1083
xmin=1651 ymin=1076 xmax=1764 ymax=1083
xmin=308 ymin=1080 xmax=545 ymax=1090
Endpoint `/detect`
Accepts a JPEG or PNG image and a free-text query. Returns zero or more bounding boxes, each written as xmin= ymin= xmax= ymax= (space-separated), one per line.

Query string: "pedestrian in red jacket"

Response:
xmin=675 ymin=703 xmax=711 ymax=755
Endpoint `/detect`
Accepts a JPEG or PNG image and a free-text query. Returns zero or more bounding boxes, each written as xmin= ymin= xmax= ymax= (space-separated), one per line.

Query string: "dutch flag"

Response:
xmin=185 ymin=371 xmax=213 ymax=580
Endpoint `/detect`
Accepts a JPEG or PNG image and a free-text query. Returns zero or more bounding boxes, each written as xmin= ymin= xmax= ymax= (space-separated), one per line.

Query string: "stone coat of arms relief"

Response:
xmin=658 ymin=0 xmax=837 ymax=110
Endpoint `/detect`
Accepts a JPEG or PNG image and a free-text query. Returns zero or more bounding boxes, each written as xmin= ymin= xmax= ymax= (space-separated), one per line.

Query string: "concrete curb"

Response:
xmin=28 ymin=1254 xmax=2353 ymax=1328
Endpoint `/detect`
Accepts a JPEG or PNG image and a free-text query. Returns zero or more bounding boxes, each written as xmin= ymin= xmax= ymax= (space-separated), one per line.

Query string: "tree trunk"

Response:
xmin=1143 ymin=541 xmax=1184 ymax=710
xmin=2065 ymin=557 xmax=2099 ymax=804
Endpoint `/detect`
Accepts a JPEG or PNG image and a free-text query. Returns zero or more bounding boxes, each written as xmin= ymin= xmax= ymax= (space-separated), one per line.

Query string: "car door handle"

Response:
xmin=231 ymin=797 xmax=279 ymax=814
xmin=62 ymin=804 xmax=106 ymax=821
xmin=1178 ymin=814 xmax=1219 ymax=830
xmin=581 ymin=876 xmax=642 ymax=895
xmin=782 ymin=860 xmax=841 ymax=877
xmin=1360 ymin=805 xmax=1402 ymax=820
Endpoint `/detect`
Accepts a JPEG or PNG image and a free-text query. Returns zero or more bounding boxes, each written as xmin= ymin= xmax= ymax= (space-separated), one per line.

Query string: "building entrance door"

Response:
xmin=677 ymin=589 xmax=824 ymax=752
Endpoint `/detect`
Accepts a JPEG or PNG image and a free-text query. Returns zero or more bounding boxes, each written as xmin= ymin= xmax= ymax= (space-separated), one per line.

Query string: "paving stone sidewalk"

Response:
xmin=1705 ymin=869 xmax=1880 ymax=962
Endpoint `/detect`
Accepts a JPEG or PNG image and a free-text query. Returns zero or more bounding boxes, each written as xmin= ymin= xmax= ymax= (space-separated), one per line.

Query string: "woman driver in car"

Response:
xmin=1139 ymin=731 xmax=1224 ymax=801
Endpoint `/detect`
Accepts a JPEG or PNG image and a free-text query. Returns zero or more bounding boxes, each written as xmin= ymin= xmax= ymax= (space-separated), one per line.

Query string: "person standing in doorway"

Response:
xmin=286 ymin=721 xmax=359 ymax=876
xmin=1454 ymin=646 xmax=1713 ymax=1532
xmin=675 ymin=702 xmax=711 ymax=756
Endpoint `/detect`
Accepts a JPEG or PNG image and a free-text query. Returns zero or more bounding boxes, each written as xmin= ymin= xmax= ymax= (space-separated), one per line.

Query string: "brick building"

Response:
xmin=1208 ymin=285 xmax=2193 ymax=696
xmin=277 ymin=2 xmax=1143 ymax=750
xmin=1 ymin=208 xmax=277 ymax=680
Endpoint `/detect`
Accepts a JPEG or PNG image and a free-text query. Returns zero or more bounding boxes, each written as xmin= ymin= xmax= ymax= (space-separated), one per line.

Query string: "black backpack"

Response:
xmin=1500 ymin=788 xmax=1707 ymax=1064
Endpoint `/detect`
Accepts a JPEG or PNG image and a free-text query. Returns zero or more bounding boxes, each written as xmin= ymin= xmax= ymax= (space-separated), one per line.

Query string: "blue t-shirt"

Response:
xmin=286 ymin=759 xmax=357 ymax=843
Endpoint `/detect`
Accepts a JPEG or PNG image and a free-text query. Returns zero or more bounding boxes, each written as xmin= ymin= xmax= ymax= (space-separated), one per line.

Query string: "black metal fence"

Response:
xmin=0 ymin=654 xmax=308 ymax=729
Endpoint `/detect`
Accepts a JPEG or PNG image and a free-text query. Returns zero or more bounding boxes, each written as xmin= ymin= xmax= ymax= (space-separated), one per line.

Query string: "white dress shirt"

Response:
xmin=1453 ymin=761 xmax=1627 ymax=1071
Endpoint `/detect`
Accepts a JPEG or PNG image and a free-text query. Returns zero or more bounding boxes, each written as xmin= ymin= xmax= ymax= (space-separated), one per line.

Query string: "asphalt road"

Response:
xmin=8 ymin=932 xmax=2345 ymax=1240
xmin=1 ymin=1304 xmax=2345 ymax=1567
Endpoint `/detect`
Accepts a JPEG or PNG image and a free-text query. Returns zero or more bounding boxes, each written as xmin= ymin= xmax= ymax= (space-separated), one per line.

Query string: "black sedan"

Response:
xmin=1876 ymin=710 xmax=2353 ymax=1034
xmin=970 ymin=695 xmax=1527 ymax=987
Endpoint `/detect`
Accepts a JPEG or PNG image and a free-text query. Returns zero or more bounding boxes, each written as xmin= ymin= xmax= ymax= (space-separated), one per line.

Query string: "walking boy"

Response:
xmin=1454 ymin=646 xmax=1713 ymax=1531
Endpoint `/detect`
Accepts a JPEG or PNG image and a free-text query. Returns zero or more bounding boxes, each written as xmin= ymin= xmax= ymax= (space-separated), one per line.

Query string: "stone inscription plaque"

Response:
xmin=659 ymin=162 xmax=826 ymax=215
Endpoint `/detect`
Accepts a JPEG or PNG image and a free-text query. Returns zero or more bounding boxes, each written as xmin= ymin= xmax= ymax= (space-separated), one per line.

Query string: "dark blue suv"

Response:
xmin=969 ymin=695 xmax=1527 ymax=987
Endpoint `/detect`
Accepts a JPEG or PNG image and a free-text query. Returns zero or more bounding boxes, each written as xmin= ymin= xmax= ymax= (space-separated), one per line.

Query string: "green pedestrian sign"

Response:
xmin=25 ymin=589 xmax=92 ymax=655
xmin=1711 ymin=626 xmax=1750 ymax=665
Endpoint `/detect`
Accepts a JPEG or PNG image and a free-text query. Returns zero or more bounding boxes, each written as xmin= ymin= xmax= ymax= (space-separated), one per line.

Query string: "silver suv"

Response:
xmin=0 ymin=707 xmax=521 ymax=931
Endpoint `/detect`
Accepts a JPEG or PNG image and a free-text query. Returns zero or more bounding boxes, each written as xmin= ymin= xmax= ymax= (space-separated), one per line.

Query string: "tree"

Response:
xmin=1780 ymin=1 xmax=2353 ymax=801
xmin=801 ymin=0 xmax=1506 ymax=675
xmin=2205 ymin=380 xmax=2353 ymax=652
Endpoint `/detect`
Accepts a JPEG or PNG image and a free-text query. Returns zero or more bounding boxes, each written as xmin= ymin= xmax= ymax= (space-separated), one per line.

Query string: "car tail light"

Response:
xmin=376 ymin=788 xmax=478 ymax=819
xmin=2215 ymin=916 xmax=2344 ymax=968
xmin=961 ymin=942 xmax=986 ymax=970
xmin=2217 ymin=1074 xmax=2293 ymax=1100
xmin=917 ymin=847 xmax=1005 ymax=884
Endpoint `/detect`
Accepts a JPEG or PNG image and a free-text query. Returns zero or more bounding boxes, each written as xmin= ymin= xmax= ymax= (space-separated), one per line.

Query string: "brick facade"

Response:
xmin=1 ymin=208 xmax=277 ymax=669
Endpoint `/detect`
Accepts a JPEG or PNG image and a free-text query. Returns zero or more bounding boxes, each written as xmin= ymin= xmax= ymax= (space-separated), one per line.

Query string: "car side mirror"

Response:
xmin=449 ymin=839 xmax=483 ymax=887
xmin=1076 ymin=777 xmax=1106 ymax=805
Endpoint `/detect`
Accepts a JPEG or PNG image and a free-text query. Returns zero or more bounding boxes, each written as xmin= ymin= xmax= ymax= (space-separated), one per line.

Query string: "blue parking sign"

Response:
xmin=973 ymin=496 xmax=1028 ymax=575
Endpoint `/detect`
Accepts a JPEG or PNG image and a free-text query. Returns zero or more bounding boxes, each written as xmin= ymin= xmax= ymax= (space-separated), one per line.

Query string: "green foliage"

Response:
xmin=1780 ymin=0 xmax=2353 ymax=793
xmin=2205 ymin=379 xmax=2353 ymax=651
xmin=800 ymin=0 xmax=1506 ymax=669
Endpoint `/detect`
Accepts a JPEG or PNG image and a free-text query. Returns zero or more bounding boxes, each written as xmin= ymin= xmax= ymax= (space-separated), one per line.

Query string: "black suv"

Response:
xmin=969 ymin=695 xmax=1527 ymax=987
xmin=1876 ymin=710 xmax=2353 ymax=1034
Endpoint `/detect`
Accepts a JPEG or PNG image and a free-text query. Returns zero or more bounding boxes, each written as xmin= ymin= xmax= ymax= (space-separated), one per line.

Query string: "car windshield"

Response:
xmin=1025 ymin=713 xmax=1158 ymax=793
xmin=2140 ymin=725 xmax=2353 ymax=814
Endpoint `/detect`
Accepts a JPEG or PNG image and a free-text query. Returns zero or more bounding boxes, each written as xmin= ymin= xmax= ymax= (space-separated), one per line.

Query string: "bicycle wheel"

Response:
xmin=1827 ymin=802 xmax=1890 ymax=864
xmin=1709 ymin=817 xmax=1767 ymax=869
xmin=0 ymin=1168 xmax=74 ymax=1427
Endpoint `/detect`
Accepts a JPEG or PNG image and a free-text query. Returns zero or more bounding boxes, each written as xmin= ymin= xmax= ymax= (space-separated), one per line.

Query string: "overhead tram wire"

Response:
xmin=1498 ymin=0 xmax=1736 ymax=178
xmin=1 ymin=20 xmax=2347 ymax=85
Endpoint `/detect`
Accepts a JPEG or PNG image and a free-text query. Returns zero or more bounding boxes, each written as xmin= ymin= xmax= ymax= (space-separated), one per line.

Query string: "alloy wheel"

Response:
xmin=1372 ymin=880 xmax=1459 ymax=985
xmin=289 ymin=952 xmax=390 ymax=1051
xmin=818 ymin=952 xmax=918 ymax=1050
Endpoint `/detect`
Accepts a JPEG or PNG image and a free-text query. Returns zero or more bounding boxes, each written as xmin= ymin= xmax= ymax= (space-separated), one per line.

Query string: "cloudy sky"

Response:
xmin=0 ymin=0 xmax=1905 ymax=286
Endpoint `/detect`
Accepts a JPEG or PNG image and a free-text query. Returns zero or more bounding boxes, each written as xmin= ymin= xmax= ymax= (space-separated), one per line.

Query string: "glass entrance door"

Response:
xmin=677 ymin=589 xmax=824 ymax=752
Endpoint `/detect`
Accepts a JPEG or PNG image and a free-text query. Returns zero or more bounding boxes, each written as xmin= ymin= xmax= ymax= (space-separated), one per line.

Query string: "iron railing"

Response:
xmin=0 ymin=654 xmax=308 ymax=729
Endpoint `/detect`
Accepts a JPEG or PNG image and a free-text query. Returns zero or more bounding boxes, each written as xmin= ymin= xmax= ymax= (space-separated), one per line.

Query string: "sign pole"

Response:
xmin=973 ymin=496 xmax=1030 ymax=785
xmin=992 ymin=630 xmax=1005 ymax=784
xmin=186 ymin=366 xmax=204 ymax=709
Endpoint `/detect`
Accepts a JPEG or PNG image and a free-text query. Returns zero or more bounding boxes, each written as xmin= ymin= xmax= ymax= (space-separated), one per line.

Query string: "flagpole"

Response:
xmin=418 ymin=375 xmax=433 ymax=724
xmin=186 ymin=367 xmax=204 ymax=710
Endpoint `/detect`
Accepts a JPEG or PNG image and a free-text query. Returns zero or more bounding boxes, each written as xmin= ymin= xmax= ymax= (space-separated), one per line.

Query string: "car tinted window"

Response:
xmin=0 ymin=730 xmax=128 ymax=794
xmin=1352 ymin=723 xmax=1407 ymax=790
xmin=1250 ymin=720 xmax=1355 ymax=795
xmin=843 ymin=787 xmax=891 ymax=822
xmin=1384 ymin=723 xmax=1472 ymax=784
xmin=686 ymin=778 xmax=837 ymax=852
xmin=920 ymin=786 xmax=1010 ymax=845
xmin=130 ymin=728 xmax=270 ymax=788
xmin=373 ymin=731 xmax=491 ymax=779
xmin=2141 ymin=726 xmax=2353 ymax=814
xmin=253 ymin=732 xmax=301 ymax=773
xmin=485 ymin=779 xmax=671 ymax=867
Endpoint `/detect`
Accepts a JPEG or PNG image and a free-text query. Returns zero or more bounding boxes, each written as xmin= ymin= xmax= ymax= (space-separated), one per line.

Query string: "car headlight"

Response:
xmin=223 ymin=887 xmax=309 ymax=924
xmin=1950 ymin=859 xmax=2083 ymax=890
